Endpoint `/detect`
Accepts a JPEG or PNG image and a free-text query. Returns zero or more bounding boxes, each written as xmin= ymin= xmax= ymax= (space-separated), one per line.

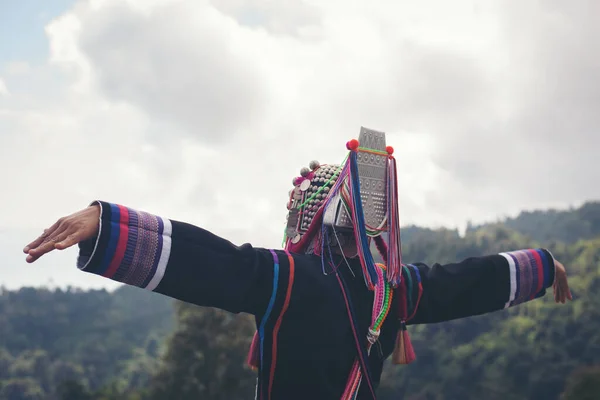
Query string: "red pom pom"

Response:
xmin=386 ymin=146 xmax=394 ymax=155
xmin=293 ymin=177 xmax=303 ymax=185
xmin=346 ymin=139 xmax=359 ymax=151
xmin=307 ymin=171 xmax=315 ymax=180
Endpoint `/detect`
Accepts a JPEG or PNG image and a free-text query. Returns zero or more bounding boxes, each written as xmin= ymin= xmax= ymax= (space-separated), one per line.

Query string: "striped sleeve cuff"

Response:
xmin=499 ymin=248 xmax=555 ymax=309
xmin=77 ymin=201 xmax=173 ymax=291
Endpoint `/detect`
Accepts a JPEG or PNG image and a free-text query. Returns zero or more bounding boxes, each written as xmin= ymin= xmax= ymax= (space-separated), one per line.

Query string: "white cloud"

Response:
xmin=1 ymin=0 xmax=599 ymax=288
xmin=0 ymin=77 xmax=9 ymax=96
xmin=4 ymin=61 xmax=32 ymax=76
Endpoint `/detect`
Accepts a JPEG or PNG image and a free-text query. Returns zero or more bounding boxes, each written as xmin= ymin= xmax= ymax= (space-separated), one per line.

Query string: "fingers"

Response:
xmin=550 ymin=260 xmax=573 ymax=304
xmin=54 ymin=233 xmax=80 ymax=250
xmin=559 ymin=278 xmax=572 ymax=303
xmin=557 ymin=286 xmax=565 ymax=304
xmin=553 ymin=277 xmax=572 ymax=304
xmin=560 ymin=271 xmax=573 ymax=303
xmin=555 ymin=279 xmax=567 ymax=304
xmin=23 ymin=219 xmax=62 ymax=253
xmin=24 ymin=206 xmax=100 ymax=264
xmin=25 ymin=225 xmax=69 ymax=263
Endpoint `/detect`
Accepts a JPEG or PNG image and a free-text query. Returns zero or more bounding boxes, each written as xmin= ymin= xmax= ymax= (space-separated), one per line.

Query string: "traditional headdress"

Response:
xmin=283 ymin=126 xmax=403 ymax=289
xmin=247 ymin=127 xmax=414 ymax=399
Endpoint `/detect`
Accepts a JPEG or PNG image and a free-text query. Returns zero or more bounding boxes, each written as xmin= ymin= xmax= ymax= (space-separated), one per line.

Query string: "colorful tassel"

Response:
xmin=247 ymin=331 xmax=260 ymax=371
xmin=340 ymin=264 xmax=393 ymax=399
xmin=335 ymin=270 xmax=377 ymax=399
xmin=392 ymin=276 xmax=416 ymax=365
xmin=386 ymin=156 xmax=403 ymax=288
xmin=392 ymin=321 xmax=416 ymax=365
xmin=347 ymin=149 xmax=379 ymax=290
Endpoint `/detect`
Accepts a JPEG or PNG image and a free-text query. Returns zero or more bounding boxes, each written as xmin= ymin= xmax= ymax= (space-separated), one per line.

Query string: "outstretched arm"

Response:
xmin=403 ymin=249 xmax=572 ymax=325
xmin=23 ymin=201 xmax=275 ymax=316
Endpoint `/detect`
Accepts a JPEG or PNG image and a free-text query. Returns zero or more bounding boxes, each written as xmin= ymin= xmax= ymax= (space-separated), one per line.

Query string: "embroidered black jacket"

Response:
xmin=77 ymin=201 xmax=555 ymax=399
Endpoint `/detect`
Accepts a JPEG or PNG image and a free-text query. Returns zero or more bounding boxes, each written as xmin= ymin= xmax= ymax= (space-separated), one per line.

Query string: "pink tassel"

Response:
xmin=386 ymin=156 xmax=403 ymax=288
xmin=247 ymin=331 xmax=260 ymax=371
xmin=393 ymin=280 xmax=416 ymax=365
xmin=392 ymin=322 xmax=416 ymax=365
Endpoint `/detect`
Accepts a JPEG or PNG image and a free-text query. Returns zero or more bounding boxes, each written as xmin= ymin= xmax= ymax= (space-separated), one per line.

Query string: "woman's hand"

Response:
xmin=23 ymin=205 xmax=101 ymax=263
xmin=553 ymin=259 xmax=573 ymax=304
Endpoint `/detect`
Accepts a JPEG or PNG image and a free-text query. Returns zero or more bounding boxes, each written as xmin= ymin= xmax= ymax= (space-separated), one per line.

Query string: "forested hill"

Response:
xmin=0 ymin=286 xmax=175 ymax=400
xmin=1 ymin=201 xmax=600 ymax=400
xmin=468 ymin=200 xmax=600 ymax=244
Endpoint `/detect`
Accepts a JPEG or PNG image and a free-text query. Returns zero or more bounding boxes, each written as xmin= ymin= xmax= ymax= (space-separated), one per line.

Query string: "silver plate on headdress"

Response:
xmin=324 ymin=127 xmax=388 ymax=233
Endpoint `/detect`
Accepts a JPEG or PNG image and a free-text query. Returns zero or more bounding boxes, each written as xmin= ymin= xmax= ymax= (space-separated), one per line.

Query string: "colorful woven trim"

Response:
xmin=500 ymin=248 xmax=554 ymax=308
xmin=248 ymin=250 xmax=295 ymax=400
xmin=268 ymin=251 xmax=295 ymax=399
xmin=77 ymin=201 xmax=172 ymax=291
xmin=341 ymin=264 xmax=393 ymax=400
xmin=253 ymin=250 xmax=280 ymax=376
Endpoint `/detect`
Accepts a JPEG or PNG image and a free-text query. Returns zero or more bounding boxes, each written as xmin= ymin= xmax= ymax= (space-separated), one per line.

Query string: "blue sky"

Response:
xmin=0 ymin=0 xmax=75 ymax=65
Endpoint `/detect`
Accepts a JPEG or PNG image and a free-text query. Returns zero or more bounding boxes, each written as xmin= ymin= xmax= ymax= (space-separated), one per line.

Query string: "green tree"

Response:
xmin=1 ymin=201 xmax=600 ymax=399
xmin=148 ymin=303 xmax=257 ymax=400
xmin=0 ymin=378 xmax=44 ymax=400
xmin=56 ymin=380 xmax=92 ymax=400
xmin=560 ymin=366 xmax=600 ymax=400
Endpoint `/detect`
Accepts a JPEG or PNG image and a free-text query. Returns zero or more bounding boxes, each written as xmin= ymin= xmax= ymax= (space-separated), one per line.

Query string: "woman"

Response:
xmin=23 ymin=128 xmax=572 ymax=399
